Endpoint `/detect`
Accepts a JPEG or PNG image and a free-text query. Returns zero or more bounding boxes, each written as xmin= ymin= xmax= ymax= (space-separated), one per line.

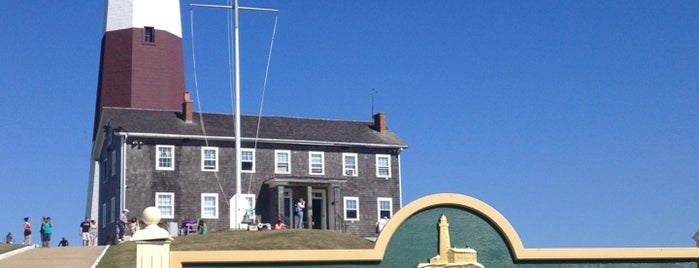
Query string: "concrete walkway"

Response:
xmin=0 ymin=246 xmax=107 ymax=268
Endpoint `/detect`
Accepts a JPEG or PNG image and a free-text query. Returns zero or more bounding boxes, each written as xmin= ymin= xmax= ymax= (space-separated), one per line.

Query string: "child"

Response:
xmin=198 ymin=220 xmax=207 ymax=235
xmin=274 ymin=220 xmax=286 ymax=230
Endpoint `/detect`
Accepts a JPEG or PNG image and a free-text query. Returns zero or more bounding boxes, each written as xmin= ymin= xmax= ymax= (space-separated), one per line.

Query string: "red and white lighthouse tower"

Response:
xmin=94 ymin=0 xmax=186 ymax=135
xmin=87 ymin=0 xmax=186 ymax=224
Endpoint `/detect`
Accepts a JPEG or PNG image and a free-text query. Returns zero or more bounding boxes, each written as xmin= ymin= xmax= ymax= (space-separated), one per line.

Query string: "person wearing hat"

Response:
xmin=117 ymin=209 xmax=129 ymax=243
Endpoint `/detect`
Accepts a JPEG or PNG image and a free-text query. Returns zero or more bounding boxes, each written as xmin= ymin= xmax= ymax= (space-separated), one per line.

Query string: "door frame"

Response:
xmin=311 ymin=189 xmax=327 ymax=229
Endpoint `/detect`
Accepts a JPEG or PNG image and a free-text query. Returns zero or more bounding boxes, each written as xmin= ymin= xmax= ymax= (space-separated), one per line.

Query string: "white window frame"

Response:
xmin=201 ymin=147 xmax=219 ymax=171
xmin=156 ymin=145 xmax=175 ymax=171
xmin=376 ymin=154 xmax=391 ymax=178
xmin=240 ymin=148 xmax=255 ymax=173
xmin=309 ymin=151 xmax=325 ymax=175
xmin=275 ymin=150 xmax=291 ymax=174
xmin=377 ymin=197 xmax=393 ymax=219
xmin=155 ymin=192 xmax=175 ymax=219
xmin=343 ymin=196 xmax=359 ymax=221
xmin=201 ymin=193 xmax=219 ymax=219
xmin=342 ymin=153 xmax=358 ymax=177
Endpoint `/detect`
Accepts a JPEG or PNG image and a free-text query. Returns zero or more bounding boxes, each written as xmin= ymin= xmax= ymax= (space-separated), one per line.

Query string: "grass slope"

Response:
xmin=0 ymin=244 xmax=23 ymax=255
xmin=97 ymin=229 xmax=375 ymax=267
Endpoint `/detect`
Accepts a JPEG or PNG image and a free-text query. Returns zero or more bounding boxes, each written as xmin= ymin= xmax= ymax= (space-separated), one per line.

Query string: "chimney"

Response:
xmin=373 ymin=112 xmax=387 ymax=132
xmin=183 ymin=91 xmax=193 ymax=123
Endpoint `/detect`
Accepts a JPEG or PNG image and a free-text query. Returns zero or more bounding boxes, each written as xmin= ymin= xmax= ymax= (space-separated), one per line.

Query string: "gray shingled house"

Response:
xmin=90 ymin=103 xmax=407 ymax=243
xmin=86 ymin=0 xmax=407 ymax=245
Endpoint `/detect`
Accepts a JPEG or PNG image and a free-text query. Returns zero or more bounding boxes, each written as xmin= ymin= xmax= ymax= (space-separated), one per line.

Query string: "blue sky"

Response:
xmin=1 ymin=0 xmax=697 ymax=248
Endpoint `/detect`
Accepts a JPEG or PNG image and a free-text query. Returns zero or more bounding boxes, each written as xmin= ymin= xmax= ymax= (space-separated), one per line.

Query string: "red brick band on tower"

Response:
xmin=93 ymin=0 xmax=186 ymax=139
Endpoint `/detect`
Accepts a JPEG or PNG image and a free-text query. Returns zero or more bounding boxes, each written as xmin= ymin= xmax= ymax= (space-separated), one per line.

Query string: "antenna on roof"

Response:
xmin=371 ymin=88 xmax=378 ymax=116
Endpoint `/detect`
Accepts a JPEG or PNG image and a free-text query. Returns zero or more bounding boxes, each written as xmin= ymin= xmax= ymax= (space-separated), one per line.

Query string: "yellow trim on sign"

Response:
xmin=170 ymin=193 xmax=699 ymax=268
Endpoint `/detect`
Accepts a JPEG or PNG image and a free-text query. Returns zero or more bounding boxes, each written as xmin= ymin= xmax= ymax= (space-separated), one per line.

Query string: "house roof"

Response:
xmin=97 ymin=107 xmax=408 ymax=149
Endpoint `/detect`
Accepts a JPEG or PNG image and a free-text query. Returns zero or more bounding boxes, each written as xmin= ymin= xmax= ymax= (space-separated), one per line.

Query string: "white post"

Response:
xmin=131 ymin=207 xmax=174 ymax=268
xmin=189 ymin=1 xmax=278 ymax=230
xmin=232 ymin=0 xmax=243 ymax=230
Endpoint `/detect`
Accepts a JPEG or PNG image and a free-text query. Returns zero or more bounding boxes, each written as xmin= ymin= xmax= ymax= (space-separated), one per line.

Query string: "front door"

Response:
xmin=282 ymin=189 xmax=293 ymax=226
xmin=311 ymin=190 xmax=326 ymax=229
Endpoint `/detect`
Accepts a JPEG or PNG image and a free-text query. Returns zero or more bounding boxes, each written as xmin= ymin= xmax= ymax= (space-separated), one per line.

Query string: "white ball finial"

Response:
xmin=131 ymin=206 xmax=173 ymax=242
xmin=142 ymin=206 xmax=162 ymax=226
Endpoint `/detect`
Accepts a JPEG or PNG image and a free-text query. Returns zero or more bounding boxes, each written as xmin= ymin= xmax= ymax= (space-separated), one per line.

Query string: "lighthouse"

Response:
xmin=87 ymin=0 xmax=187 ymax=225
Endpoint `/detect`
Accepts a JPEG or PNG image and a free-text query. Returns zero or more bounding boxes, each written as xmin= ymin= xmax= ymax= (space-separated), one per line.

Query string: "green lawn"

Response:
xmin=0 ymin=244 xmax=23 ymax=255
xmin=97 ymin=229 xmax=375 ymax=268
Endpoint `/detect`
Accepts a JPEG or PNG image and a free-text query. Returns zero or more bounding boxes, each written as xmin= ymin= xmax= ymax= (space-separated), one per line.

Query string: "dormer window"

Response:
xmin=144 ymin=26 xmax=155 ymax=43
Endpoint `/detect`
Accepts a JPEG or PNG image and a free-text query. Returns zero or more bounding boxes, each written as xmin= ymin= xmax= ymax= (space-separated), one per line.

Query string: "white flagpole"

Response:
xmin=191 ymin=1 xmax=278 ymax=230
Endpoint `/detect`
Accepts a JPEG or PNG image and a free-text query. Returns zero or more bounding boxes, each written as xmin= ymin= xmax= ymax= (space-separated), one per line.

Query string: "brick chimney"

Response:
xmin=183 ymin=91 xmax=193 ymax=123
xmin=373 ymin=112 xmax=387 ymax=132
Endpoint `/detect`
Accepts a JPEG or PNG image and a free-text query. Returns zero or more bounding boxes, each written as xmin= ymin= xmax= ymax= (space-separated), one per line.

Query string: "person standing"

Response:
xmin=39 ymin=217 xmax=46 ymax=247
xmin=296 ymin=198 xmax=305 ymax=229
xmin=43 ymin=217 xmax=53 ymax=248
xmin=80 ymin=217 xmax=91 ymax=246
xmin=89 ymin=220 xmax=98 ymax=246
xmin=22 ymin=217 xmax=31 ymax=246
xmin=128 ymin=217 xmax=140 ymax=235
xmin=117 ymin=209 xmax=129 ymax=242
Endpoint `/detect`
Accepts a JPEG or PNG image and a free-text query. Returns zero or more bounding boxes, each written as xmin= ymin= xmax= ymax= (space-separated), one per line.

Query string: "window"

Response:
xmin=110 ymin=149 xmax=117 ymax=177
xmin=241 ymin=149 xmax=255 ymax=172
xmin=110 ymin=197 xmax=115 ymax=223
xmin=344 ymin=197 xmax=359 ymax=221
xmin=102 ymin=159 xmax=108 ymax=182
xmin=156 ymin=145 xmax=175 ymax=170
xmin=309 ymin=152 xmax=324 ymax=175
xmin=275 ymin=150 xmax=291 ymax=174
xmin=377 ymin=198 xmax=393 ymax=219
xmin=201 ymin=193 xmax=219 ymax=219
xmin=376 ymin=154 xmax=391 ymax=178
xmin=342 ymin=153 xmax=358 ymax=176
xmin=201 ymin=147 xmax=218 ymax=171
xmin=101 ymin=203 xmax=106 ymax=228
xmin=156 ymin=192 xmax=175 ymax=219
xmin=144 ymin=26 xmax=154 ymax=43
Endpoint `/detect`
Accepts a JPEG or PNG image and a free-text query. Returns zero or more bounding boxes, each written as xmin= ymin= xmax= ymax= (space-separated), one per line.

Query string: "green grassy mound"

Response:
xmin=98 ymin=229 xmax=375 ymax=267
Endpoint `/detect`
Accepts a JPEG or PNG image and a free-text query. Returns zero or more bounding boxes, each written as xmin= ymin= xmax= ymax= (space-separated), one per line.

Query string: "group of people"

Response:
xmin=39 ymin=217 xmax=53 ymax=247
xmin=115 ymin=209 xmax=141 ymax=243
xmin=20 ymin=217 xmax=53 ymax=247
xmin=17 ymin=211 xmax=142 ymax=247
xmin=179 ymin=216 xmax=208 ymax=235
xmin=79 ymin=217 xmax=99 ymax=246
xmin=16 ymin=199 xmax=381 ymax=247
xmin=18 ymin=216 xmax=65 ymax=247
